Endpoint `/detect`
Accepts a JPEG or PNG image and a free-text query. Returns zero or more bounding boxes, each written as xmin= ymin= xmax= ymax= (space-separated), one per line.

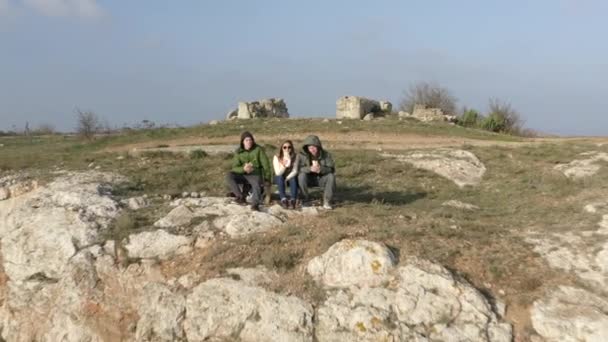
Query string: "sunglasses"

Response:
xmin=282 ymin=145 xmax=293 ymax=150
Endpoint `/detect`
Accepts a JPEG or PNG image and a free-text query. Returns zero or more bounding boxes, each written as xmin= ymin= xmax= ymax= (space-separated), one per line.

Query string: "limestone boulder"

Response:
xmin=554 ymin=151 xmax=608 ymax=179
xmin=531 ymin=286 xmax=608 ymax=342
xmin=382 ymin=149 xmax=486 ymax=187
xmin=307 ymin=239 xmax=397 ymax=289
xmin=154 ymin=197 xmax=314 ymax=238
xmin=184 ymin=278 xmax=314 ymax=341
xmin=308 ymin=241 xmax=512 ymax=342
xmin=124 ymin=230 xmax=193 ymax=260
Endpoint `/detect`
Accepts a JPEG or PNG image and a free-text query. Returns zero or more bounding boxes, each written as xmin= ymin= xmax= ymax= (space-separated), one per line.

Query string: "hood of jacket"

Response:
xmin=301 ymin=135 xmax=323 ymax=153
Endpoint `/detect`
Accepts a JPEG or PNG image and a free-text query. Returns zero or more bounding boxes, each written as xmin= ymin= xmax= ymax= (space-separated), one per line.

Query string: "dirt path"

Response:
xmin=103 ymin=132 xmax=608 ymax=153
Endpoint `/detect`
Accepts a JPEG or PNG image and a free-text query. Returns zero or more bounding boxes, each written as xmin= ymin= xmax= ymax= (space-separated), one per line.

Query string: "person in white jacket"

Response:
xmin=273 ymin=140 xmax=299 ymax=209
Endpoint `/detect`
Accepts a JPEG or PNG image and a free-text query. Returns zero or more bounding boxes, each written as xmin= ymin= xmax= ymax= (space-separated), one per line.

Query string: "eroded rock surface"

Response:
xmin=184 ymin=278 xmax=314 ymax=341
xmin=383 ymin=149 xmax=486 ymax=187
xmin=554 ymin=151 xmax=608 ymax=179
xmin=309 ymin=240 xmax=511 ymax=342
xmin=531 ymin=286 xmax=608 ymax=342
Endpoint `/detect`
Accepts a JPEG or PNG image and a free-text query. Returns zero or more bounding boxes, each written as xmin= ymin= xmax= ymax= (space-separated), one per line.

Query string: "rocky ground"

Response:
xmin=1 ymin=119 xmax=608 ymax=341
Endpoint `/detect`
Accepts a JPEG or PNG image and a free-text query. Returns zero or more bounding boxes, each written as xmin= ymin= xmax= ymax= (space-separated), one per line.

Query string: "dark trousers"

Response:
xmin=226 ymin=172 xmax=262 ymax=205
xmin=274 ymin=175 xmax=298 ymax=200
xmin=298 ymin=172 xmax=335 ymax=203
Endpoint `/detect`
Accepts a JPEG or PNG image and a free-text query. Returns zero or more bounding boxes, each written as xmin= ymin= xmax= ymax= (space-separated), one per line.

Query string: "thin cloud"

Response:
xmin=21 ymin=0 xmax=104 ymax=18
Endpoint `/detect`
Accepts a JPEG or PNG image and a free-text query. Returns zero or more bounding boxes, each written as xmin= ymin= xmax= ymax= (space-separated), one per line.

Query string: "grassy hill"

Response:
xmin=2 ymin=117 xmax=607 ymax=339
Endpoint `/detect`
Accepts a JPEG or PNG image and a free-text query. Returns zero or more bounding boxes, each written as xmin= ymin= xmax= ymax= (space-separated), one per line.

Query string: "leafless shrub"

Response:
xmin=481 ymin=98 xmax=524 ymax=135
xmin=75 ymin=109 xmax=101 ymax=140
xmin=399 ymin=81 xmax=458 ymax=114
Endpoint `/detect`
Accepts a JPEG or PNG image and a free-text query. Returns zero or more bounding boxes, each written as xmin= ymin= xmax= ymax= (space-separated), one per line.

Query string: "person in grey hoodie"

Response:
xmin=297 ymin=135 xmax=336 ymax=209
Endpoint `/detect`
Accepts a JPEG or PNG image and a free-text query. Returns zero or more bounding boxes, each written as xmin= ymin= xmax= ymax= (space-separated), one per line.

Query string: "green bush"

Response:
xmin=459 ymin=109 xmax=481 ymax=127
xmin=480 ymin=113 xmax=507 ymax=133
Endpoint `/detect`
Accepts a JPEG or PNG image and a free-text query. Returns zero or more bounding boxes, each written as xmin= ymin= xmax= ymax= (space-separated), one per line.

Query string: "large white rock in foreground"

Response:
xmin=308 ymin=240 xmax=511 ymax=342
xmin=184 ymin=278 xmax=314 ymax=341
xmin=307 ymin=239 xmax=396 ymax=288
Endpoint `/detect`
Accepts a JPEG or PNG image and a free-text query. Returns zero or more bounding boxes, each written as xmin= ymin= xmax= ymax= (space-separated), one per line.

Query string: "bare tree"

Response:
xmin=76 ymin=109 xmax=101 ymax=140
xmin=399 ymin=81 xmax=458 ymax=114
xmin=487 ymin=98 xmax=524 ymax=134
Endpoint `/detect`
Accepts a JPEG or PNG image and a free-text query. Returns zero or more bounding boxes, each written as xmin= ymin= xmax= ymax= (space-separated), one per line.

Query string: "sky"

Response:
xmin=1 ymin=0 xmax=607 ymax=135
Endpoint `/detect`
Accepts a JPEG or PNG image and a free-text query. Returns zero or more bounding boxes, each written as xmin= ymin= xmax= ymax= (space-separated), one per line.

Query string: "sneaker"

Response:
xmin=235 ymin=197 xmax=247 ymax=205
xmin=251 ymin=203 xmax=260 ymax=211
xmin=322 ymin=201 xmax=333 ymax=210
xmin=289 ymin=199 xmax=297 ymax=210
xmin=226 ymin=192 xmax=236 ymax=198
xmin=280 ymin=198 xmax=288 ymax=209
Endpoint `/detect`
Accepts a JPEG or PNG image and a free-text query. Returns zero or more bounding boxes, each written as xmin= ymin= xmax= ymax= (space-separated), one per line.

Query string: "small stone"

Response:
xmin=0 ymin=187 xmax=9 ymax=200
xmin=190 ymin=192 xmax=199 ymax=198
xmin=181 ymin=192 xmax=189 ymax=198
xmin=116 ymin=156 xmax=125 ymax=160
xmin=163 ymin=194 xmax=172 ymax=201
xmin=88 ymin=162 xmax=95 ymax=168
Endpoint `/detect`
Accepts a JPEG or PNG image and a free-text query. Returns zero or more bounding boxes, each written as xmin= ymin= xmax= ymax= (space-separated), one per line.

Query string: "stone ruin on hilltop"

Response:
xmin=336 ymin=96 xmax=392 ymax=120
xmin=226 ymin=98 xmax=289 ymax=119
xmin=398 ymin=104 xmax=458 ymax=123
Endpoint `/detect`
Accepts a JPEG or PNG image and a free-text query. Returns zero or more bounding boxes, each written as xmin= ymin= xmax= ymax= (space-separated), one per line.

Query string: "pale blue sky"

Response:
xmin=1 ymin=0 xmax=607 ymax=135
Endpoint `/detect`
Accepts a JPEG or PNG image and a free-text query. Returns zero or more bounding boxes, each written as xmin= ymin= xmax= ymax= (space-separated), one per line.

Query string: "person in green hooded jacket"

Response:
xmin=225 ymin=131 xmax=271 ymax=211
xmin=297 ymin=135 xmax=336 ymax=209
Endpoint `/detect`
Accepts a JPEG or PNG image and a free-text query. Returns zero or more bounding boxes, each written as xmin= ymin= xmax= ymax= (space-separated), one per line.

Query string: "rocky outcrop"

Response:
xmin=336 ymin=96 xmax=392 ymax=119
xmin=124 ymin=230 xmax=193 ymax=260
xmin=0 ymin=171 xmax=515 ymax=341
xmin=382 ymin=149 xmax=487 ymax=187
xmin=526 ymin=197 xmax=608 ymax=294
xmin=226 ymin=98 xmax=289 ymax=119
xmin=135 ymin=282 xmax=186 ymax=341
xmin=554 ymin=151 xmax=608 ymax=179
xmin=307 ymin=239 xmax=396 ymax=288
xmin=184 ymin=278 xmax=314 ymax=341
xmin=531 ymin=286 xmax=608 ymax=342
xmin=0 ymin=172 xmax=154 ymax=340
xmin=309 ymin=240 xmax=512 ymax=341
xmin=0 ymin=174 xmax=38 ymax=201
xmin=154 ymin=197 xmax=315 ymax=237
xmin=526 ymin=197 xmax=608 ymax=341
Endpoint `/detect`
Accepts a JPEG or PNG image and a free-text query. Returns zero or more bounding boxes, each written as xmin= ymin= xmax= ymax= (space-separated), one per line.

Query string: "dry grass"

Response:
xmin=3 ymin=119 xmax=608 ymax=340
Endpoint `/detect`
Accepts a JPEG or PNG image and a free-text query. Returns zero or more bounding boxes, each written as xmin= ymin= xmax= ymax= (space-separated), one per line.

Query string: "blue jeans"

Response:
xmin=275 ymin=175 xmax=298 ymax=200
